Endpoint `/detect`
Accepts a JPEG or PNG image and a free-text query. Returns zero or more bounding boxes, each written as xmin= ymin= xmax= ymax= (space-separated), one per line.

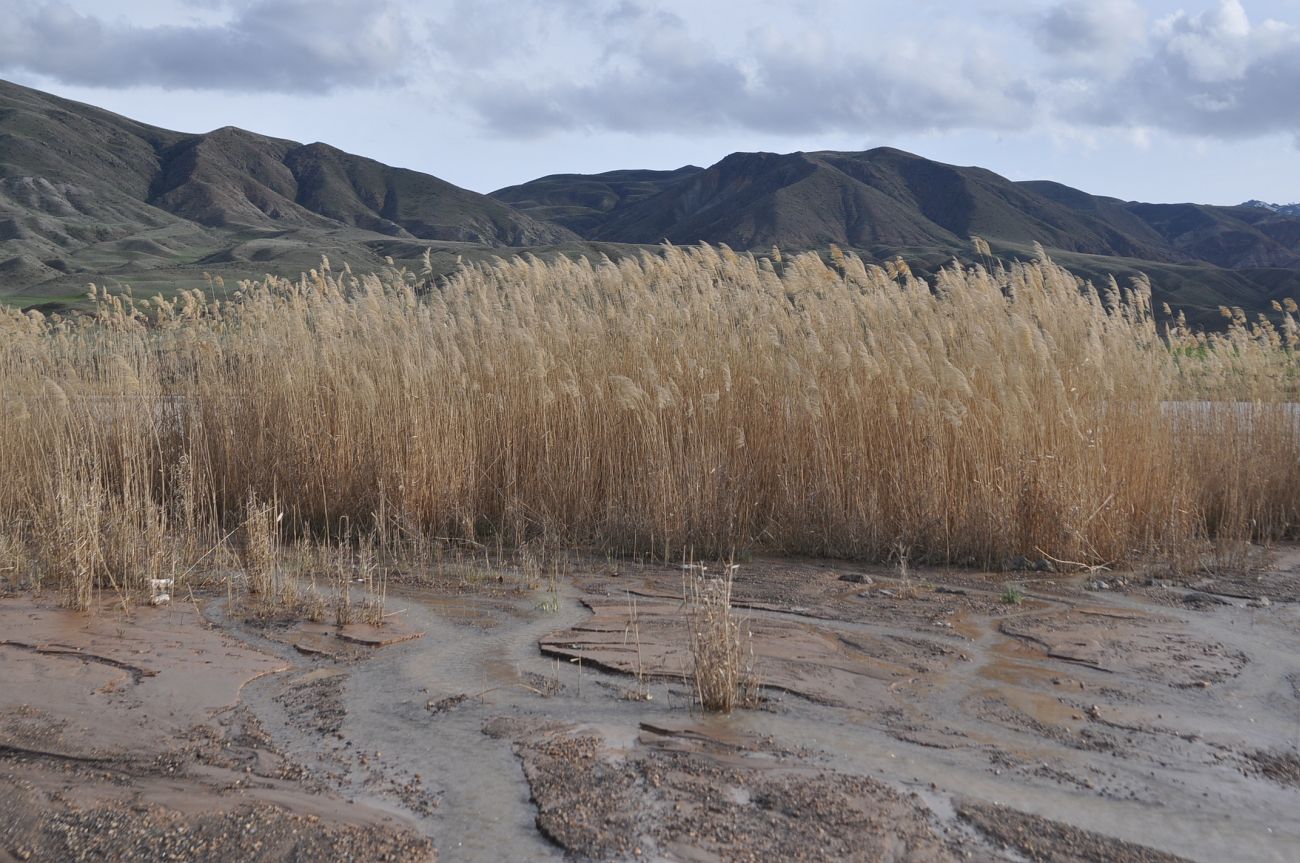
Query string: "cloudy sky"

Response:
xmin=1 ymin=0 xmax=1298 ymax=204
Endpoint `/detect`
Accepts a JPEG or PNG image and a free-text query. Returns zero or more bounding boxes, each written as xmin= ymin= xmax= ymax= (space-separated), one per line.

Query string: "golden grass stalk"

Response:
xmin=0 ymin=245 xmax=1296 ymax=609
xmin=683 ymin=564 xmax=757 ymax=713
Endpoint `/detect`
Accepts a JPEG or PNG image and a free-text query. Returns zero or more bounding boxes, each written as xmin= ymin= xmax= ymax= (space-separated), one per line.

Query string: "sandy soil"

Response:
xmin=2 ymin=546 xmax=1299 ymax=862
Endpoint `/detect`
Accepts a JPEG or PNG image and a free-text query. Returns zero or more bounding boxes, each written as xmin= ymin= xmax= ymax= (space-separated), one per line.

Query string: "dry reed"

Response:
xmin=0 ymin=246 xmax=1297 ymax=608
xmin=683 ymin=563 xmax=757 ymax=712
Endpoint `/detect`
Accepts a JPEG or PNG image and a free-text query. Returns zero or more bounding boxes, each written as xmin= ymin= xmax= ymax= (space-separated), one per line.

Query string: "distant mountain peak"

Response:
xmin=1242 ymin=200 xmax=1300 ymax=215
xmin=0 ymin=77 xmax=581 ymax=307
xmin=0 ymin=77 xmax=574 ymax=247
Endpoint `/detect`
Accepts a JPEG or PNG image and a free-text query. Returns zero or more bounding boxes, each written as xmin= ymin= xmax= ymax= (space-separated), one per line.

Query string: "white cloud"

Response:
xmin=456 ymin=5 xmax=1037 ymax=137
xmin=1157 ymin=0 xmax=1254 ymax=81
xmin=0 ymin=0 xmax=420 ymax=92
xmin=1 ymin=0 xmax=1298 ymax=148
xmin=1035 ymin=0 xmax=1148 ymax=73
xmin=1072 ymin=0 xmax=1300 ymax=136
xmin=452 ymin=0 xmax=1300 ymax=143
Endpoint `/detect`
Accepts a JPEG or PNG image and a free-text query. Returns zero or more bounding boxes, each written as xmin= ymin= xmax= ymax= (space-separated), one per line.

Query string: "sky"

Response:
xmin=1 ymin=0 xmax=1298 ymax=205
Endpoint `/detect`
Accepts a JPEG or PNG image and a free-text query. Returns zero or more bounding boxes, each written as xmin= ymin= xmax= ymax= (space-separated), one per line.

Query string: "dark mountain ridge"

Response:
xmin=491 ymin=165 xmax=701 ymax=236
xmin=0 ymin=79 xmax=574 ymax=245
xmin=2 ymin=77 xmax=1298 ymax=323
xmin=494 ymin=147 xmax=1300 ymax=271
xmin=0 ymin=78 xmax=574 ymax=297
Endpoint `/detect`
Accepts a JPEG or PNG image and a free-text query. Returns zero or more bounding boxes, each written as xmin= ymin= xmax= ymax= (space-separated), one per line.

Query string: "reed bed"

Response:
xmin=1 ymin=245 xmax=1297 ymax=606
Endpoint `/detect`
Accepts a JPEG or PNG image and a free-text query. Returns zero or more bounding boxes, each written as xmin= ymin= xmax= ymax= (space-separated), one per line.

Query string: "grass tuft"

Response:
xmin=684 ymin=563 xmax=757 ymax=713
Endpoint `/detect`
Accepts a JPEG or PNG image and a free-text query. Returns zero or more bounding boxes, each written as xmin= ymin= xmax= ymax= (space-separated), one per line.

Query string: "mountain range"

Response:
xmin=492 ymin=151 xmax=1300 ymax=271
xmin=2 ymin=78 xmax=1298 ymax=323
xmin=0 ymin=78 xmax=580 ymax=307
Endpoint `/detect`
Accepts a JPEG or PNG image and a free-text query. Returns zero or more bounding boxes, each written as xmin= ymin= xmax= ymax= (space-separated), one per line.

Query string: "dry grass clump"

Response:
xmin=0 ymin=532 xmax=24 ymax=589
xmin=0 ymin=246 xmax=1297 ymax=610
xmin=683 ymin=563 xmax=757 ymax=713
xmin=240 ymin=492 xmax=280 ymax=597
xmin=35 ymin=452 xmax=106 ymax=610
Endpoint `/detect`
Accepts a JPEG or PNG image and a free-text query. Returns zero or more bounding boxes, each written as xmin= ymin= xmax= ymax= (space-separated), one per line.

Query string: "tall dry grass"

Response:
xmin=0 ymin=245 xmax=1297 ymax=605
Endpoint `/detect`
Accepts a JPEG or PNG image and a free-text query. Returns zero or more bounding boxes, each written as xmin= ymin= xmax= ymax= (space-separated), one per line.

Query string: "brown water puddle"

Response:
xmin=0 ymin=597 xmax=287 ymax=755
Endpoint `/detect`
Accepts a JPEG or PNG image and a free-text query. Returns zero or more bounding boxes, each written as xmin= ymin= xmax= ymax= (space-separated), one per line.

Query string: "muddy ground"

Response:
xmin=2 ymin=548 xmax=1299 ymax=862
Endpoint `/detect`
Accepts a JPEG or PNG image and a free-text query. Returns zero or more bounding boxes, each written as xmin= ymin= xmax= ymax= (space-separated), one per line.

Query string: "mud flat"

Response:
xmin=3 ymin=549 xmax=1300 ymax=862
xmin=0 ymin=599 xmax=432 ymax=861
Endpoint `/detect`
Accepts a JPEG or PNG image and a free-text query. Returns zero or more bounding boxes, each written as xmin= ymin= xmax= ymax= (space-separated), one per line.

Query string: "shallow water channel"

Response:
xmin=207 ymin=551 xmax=1300 ymax=862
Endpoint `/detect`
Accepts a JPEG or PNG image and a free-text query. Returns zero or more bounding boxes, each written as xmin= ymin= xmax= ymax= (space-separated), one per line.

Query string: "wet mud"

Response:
xmin=488 ymin=717 xmax=962 ymax=862
xmin=3 ymin=547 xmax=1299 ymax=861
xmin=0 ymin=601 xmax=432 ymax=862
